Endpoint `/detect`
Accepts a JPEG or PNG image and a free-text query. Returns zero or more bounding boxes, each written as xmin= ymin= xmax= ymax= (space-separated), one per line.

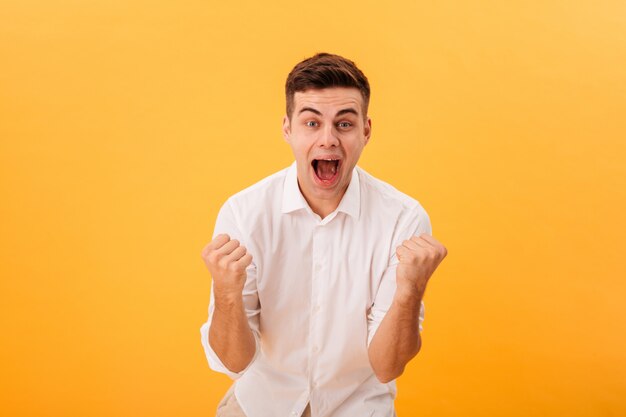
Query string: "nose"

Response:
xmin=318 ymin=124 xmax=340 ymax=148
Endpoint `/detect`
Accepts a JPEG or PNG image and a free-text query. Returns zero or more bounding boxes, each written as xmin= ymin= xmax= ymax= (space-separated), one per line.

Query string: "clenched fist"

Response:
xmin=201 ymin=234 xmax=253 ymax=302
xmin=395 ymin=233 xmax=447 ymax=297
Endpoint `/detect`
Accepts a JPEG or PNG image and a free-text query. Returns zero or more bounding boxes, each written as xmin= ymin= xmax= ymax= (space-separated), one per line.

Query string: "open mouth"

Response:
xmin=311 ymin=158 xmax=341 ymax=185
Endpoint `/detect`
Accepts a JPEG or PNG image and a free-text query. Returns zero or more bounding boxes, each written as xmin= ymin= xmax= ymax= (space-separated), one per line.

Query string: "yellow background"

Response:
xmin=1 ymin=1 xmax=625 ymax=416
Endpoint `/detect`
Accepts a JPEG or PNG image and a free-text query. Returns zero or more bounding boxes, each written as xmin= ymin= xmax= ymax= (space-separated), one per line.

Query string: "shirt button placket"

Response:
xmin=310 ymin=225 xmax=323 ymax=392
xmin=313 ymin=225 xmax=330 ymax=395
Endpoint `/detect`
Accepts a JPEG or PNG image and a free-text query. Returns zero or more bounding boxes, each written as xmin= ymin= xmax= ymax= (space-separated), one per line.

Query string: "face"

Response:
xmin=282 ymin=87 xmax=372 ymax=211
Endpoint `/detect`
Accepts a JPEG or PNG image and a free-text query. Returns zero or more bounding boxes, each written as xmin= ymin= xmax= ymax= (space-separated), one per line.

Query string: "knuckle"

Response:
xmin=207 ymin=251 xmax=219 ymax=264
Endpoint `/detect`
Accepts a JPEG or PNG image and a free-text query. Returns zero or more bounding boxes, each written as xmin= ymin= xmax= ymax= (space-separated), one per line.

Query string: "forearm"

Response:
xmin=208 ymin=296 xmax=256 ymax=373
xmin=368 ymin=287 xmax=424 ymax=383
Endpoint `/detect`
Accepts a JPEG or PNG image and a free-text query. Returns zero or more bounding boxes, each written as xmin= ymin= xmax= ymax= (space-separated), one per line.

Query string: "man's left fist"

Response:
xmin=396 ymin=233 xmax=448 ymax=296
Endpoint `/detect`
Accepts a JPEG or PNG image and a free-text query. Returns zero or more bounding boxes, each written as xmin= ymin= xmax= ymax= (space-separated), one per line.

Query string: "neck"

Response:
xmin=297 ymin=182 xmax=347 ymax=220
xmin=307 ymin=198 xmax=339 ymax=219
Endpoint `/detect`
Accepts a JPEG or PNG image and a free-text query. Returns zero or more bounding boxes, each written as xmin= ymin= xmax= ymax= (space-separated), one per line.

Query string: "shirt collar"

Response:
xmin=281 ymin=160 xmax=361 ymax=220
xmin=335 ymin=166 xmax=360 ymax=219
xmin=281 ymin=161 xmax=309 ymax=214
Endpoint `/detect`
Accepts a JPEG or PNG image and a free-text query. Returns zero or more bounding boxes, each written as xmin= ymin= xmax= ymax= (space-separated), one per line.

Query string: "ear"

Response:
xmin=363 ymin=117 xmax=372 ymax=145
xmin=282 ymin=115 xmax=291 ymax=142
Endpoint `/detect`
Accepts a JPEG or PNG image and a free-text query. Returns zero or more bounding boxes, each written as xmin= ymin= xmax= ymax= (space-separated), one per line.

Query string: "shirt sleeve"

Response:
xmin=366 ymin=206 xmax=432 ymax=347
xmin=200 ymin=199 xmax=261 ymax=380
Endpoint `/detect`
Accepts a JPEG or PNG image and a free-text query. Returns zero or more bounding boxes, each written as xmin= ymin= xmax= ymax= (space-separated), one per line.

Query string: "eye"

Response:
xmin=337 ymin=121 xmax=352 ymax=129
xmin=306 ymin=120 xmax=319 ymax=127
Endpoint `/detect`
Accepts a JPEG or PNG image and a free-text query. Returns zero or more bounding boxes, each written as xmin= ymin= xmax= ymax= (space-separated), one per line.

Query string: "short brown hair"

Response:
xmin=285 ymin=52 xmax=370 ymax=120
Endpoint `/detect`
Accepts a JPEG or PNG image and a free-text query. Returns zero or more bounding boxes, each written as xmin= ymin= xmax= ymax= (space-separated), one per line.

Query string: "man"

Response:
xmin=200 ymin=52 xmax=447 ymax=417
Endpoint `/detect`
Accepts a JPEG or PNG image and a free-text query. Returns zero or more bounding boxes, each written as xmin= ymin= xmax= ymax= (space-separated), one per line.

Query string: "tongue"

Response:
xmin=316 ymin=160 xmax=338 ymax=180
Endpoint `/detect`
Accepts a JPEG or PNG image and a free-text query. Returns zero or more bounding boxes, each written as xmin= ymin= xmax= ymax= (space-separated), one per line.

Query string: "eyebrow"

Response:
xmin=298 ymin=107 xmax=360 ymax=117
xmin=336 ymin=108 xmax=359 ymax=117
xmin=298 ymin=107 xmax=322 ymax=116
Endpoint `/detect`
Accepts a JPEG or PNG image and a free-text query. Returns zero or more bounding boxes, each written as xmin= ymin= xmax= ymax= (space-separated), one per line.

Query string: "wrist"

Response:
xmin=214 ymin=291 xmax=244 ymax=311
xmin=393 ymin=284 xmax=424 ymax=309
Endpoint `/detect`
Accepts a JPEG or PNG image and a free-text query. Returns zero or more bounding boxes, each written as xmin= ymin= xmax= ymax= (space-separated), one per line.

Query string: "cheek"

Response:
xmin=289 ymin=141 xmax=311 ymax=160
xmin=344 ymin=140 xmax=366 ymax=156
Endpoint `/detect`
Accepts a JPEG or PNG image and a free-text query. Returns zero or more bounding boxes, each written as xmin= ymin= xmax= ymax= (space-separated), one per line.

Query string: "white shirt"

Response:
xmin=200 ymin=161 xmax=431 ymax=417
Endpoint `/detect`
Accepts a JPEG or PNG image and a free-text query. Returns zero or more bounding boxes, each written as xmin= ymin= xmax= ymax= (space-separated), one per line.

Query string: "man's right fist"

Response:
xmin=201 ymin=234 xmax=253 ymax=301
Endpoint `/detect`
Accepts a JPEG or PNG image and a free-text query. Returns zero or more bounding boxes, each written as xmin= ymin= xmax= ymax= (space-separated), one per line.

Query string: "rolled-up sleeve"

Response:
xmin=200 ymin=199 xmax=261 ymax=379
xmin=367 ymin=206 xmax=432 ymax=347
